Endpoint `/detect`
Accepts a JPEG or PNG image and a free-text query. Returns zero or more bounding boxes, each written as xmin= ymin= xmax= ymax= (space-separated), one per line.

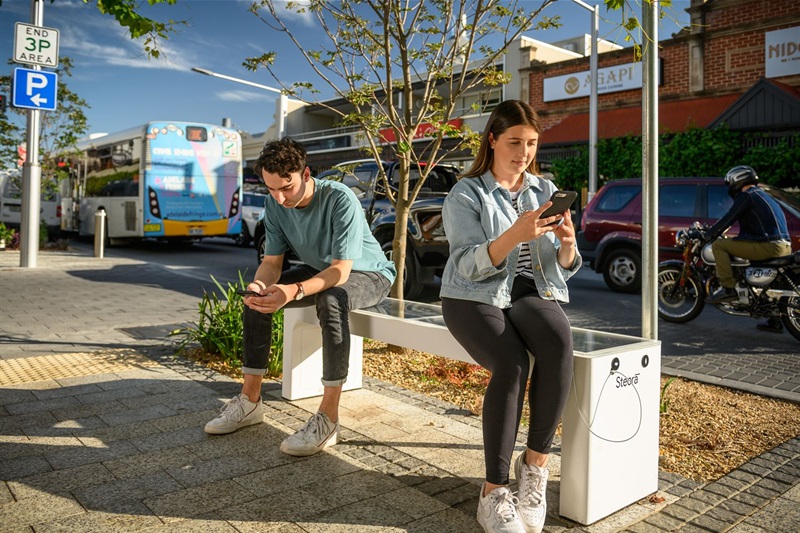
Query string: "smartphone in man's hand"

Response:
xmin=236 ymin=289 xmax=262 ymax=297
xmin=539 ymin=190 xmax=578 ymax=225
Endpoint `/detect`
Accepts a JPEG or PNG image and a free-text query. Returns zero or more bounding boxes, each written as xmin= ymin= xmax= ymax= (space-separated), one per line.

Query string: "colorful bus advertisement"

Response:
xmin=143 ymin=122 xmax=242 ymax=238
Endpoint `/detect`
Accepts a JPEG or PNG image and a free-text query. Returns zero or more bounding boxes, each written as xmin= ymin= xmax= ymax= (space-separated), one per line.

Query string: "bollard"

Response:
xmin=94 ymin=209 xmax=106 ymax=258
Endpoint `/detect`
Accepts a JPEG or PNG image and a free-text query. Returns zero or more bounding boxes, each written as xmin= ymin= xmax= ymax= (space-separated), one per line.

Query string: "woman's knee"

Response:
xmin=489 ymin=352 xmax=530 ymax=383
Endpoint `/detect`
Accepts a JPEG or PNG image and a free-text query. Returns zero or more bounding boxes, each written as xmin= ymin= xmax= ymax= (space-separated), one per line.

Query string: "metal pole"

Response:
xmin=20 ymin=0 xmax=45 ymax=268
xmin=641 ymin=1 xmax=659 ymax=340
xmin=588 ymin=4 xmax=599 ymax=203
xmin=278 ymin=93 xmax=288 ymax=139
xmin=94 ymin=209 xmax=106 ymax=258
xmin=566 ymin=0 xmax=599 ymax=204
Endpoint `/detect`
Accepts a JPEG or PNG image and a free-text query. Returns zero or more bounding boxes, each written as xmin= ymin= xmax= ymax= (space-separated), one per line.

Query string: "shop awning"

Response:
xmin=541 ymin=94 xmax=741 ymax=146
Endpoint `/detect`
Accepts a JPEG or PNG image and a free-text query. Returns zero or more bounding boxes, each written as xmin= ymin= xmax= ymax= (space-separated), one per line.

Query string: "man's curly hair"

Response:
xmin=253 ymin=137 xmax=307 ymax=179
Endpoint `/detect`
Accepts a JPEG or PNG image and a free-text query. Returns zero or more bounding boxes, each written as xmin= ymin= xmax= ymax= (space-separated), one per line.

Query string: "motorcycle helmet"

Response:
xmin=724 ymin=165 xmax=759 ymax=198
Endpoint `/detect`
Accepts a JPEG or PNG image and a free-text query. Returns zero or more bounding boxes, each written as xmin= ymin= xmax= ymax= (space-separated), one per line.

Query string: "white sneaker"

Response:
xmin=514 ymin=452 xmax=548 ymax=533
xmin=280 ymin=411 xmax=340 ymax=457
xmin=476 ymin=484 xmax=526 ymax=533
xmin=204 ymin=394 xmax=264 ymax=435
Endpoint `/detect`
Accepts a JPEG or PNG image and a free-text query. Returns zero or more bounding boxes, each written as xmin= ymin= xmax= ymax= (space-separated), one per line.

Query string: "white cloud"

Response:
xmin=269 ymin=0 xmax=315 ymax=27
xmin=57 ymin=13 xmax=195 ymax=71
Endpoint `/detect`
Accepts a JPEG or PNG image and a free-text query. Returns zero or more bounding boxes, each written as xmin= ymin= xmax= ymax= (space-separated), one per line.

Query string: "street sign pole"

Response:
xmin=20 ymin=0 xmax=47 ymax=268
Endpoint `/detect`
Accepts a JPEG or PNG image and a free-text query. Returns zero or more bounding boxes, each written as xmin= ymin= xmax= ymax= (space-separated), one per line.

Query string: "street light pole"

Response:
xmin=191 ymin=67 xmax=288 ymax=139
xmin=569 ymin=0 xmax=600 ymax=203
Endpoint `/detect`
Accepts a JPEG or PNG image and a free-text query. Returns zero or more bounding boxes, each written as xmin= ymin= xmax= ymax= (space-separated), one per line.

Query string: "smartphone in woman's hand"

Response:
xmin=539 ymin=190 xmax=578 ymax=225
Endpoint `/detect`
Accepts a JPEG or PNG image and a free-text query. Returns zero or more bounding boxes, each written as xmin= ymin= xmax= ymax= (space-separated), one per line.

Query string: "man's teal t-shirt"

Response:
xmin=262 ymin=178 xmax=396 ymax=284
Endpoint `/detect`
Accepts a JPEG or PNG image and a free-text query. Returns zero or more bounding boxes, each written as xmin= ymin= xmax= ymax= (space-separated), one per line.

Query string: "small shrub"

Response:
xmin=0 ymin=222 xmax=14 ymax=243
xmin=171 ymin=272 xmax=284 ymax=378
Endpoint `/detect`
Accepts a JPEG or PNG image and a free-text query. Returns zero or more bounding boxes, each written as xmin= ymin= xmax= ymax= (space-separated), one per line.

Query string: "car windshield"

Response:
xmin=595 ymin=184 xmax=640 ymax=212
xmin=398 ymin=166 xmax=457 ymax=193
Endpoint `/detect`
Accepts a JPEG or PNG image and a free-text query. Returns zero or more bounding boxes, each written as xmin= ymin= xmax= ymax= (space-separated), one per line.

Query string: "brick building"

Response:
xmin=524 ymin=0 xmax=800 ymax=160
xmin=243 ymin=0 xmax=798 ymax=173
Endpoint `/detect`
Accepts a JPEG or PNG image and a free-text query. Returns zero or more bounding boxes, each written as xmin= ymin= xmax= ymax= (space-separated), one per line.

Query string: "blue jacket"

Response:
xmin=707 ymin=186 xmax=789 ymax=243
xmin=440 ymin=171 xmax=582 ymax=308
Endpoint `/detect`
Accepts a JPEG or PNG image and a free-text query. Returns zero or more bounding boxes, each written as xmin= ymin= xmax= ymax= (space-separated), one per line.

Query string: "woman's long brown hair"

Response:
xmin=461 ymin=100 xmax=542 ymax=179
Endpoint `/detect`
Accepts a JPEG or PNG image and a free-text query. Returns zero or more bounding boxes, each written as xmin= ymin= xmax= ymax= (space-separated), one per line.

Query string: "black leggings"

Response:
xmin=441 ymin=276 xmax=573 ymax=485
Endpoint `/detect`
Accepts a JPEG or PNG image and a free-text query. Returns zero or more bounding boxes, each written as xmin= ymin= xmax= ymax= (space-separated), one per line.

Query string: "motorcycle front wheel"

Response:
xmin=657 ymin=265 xmax=705 ymax=323
xmin=780 ymin=296 xmax=800 ymax=342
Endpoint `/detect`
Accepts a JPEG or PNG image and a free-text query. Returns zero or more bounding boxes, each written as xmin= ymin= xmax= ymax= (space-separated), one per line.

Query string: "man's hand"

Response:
xmin=243 ymin=283 xmax=294 ymax=314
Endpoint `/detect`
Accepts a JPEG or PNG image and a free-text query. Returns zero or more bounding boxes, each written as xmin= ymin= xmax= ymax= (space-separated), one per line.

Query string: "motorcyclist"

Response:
xmin=704 ymin=166 xmax=792 ymax=333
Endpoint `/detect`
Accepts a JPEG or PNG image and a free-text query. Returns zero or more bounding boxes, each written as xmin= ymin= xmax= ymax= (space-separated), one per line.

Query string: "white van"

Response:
xmin=0 ymin=170 xmax=62 ymax=234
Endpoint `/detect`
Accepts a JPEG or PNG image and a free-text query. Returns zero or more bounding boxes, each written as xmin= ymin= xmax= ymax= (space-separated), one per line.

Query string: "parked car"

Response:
xmin=577 ymin=177 xmax=800 ymax=293
xmin=253 ymin=160 xmax=459 ymax=299
xmin=235 ymin=191 xmax=267 ymax=247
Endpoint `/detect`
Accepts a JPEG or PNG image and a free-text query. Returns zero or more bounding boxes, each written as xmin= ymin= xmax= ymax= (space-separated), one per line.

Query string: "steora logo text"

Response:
xmin=616 ymin=373 xmax=640 ymax=388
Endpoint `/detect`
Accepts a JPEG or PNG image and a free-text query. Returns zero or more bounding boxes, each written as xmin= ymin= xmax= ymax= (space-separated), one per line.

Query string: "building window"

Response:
xmin=457 ymin=88 xmax=502 ymax=116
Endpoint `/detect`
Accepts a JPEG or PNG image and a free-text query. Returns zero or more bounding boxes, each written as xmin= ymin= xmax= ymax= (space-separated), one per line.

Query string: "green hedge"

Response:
xmin=551 ymin=128 xmax=799 ymax=190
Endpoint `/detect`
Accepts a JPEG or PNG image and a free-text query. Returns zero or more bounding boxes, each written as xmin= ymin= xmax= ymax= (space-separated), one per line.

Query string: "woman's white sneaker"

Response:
xmin=476 ymin=484 xmax=526 ymax=533
xmin=514 ymin=453 xmax=548 ymax=533
xmin=204 ymin=394 xmax=264 ymax=435
xmin=280 ymin=411 xmax=340 ymax=456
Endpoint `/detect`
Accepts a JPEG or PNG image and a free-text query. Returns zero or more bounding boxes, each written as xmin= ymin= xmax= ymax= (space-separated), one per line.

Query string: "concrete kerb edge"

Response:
xmin=661 ymin=368 xmax=800 ymax=404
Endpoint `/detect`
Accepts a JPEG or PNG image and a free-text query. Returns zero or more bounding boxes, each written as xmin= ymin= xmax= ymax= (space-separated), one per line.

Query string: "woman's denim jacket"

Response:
xmin=440 ymin=171 xmax=582 ymax=308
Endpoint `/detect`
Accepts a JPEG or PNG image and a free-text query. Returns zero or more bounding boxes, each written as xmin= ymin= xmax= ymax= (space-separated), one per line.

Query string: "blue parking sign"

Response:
xmin=12 ymin=67 xmax=57 ymax=111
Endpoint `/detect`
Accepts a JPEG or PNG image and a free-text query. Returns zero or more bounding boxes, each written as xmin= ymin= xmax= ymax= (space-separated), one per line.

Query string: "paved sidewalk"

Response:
xmin=1 ymin=249 xmax=798 ymax=532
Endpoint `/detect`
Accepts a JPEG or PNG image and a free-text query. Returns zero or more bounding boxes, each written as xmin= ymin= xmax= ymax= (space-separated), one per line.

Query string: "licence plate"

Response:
xmin=189 ymin=227 xmax=204 ymax=236
xmin=143 ymin=223 xmax=161 ymax=232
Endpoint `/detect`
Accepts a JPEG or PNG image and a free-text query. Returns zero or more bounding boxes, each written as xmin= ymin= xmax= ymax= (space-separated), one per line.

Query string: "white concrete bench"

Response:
xmin=282 ymin=297 xmax=663 ymax=525
xmin=282 ymin=298 xmax=475 ymax=400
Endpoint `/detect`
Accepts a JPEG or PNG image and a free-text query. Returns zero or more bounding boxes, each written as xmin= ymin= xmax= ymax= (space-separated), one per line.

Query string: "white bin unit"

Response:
xmin=560 ymin=331 xmax=662 ymax=525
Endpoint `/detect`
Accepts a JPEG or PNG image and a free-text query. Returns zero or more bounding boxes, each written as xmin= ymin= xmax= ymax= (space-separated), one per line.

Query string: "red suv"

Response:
xmin=577 ymin=177 xmax=800 ymax=293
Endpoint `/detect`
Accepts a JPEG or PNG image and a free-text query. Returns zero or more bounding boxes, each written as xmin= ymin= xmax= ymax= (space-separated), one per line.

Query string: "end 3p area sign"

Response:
xmin=12 ymin=22 xmax=60 ymax=112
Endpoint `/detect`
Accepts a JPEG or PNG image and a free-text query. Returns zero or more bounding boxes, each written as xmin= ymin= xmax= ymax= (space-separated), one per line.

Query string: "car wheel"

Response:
xmin=255 ymin=231 xmax=291 ymax=270
xmin=602 ymin=248 xmax=641 ymax=293
xmin=381 ymin=241 xmax=422 ymax=300
xmin=256 ymin=231 xmax=266 ymax=264
xmin=235 ymin=224 xmax=250 ymax=247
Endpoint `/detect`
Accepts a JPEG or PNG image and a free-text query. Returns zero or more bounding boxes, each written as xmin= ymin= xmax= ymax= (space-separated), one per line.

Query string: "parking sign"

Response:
xmin=14 ymin=22 xmax=60 ymax=68
xmin=12 ymin=68 xmax=58 ymax=111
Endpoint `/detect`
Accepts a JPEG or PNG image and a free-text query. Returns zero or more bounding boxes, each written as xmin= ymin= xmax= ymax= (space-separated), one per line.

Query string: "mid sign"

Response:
xmin=14 ymin=22 xmax=60 ymax=68
xmin=12 ymin=68 xmax=58 ymax=112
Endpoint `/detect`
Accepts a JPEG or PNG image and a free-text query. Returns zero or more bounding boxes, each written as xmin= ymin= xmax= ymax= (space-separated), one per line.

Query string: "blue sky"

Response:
xmin=1 ymin=0 xmax=690 ymax=137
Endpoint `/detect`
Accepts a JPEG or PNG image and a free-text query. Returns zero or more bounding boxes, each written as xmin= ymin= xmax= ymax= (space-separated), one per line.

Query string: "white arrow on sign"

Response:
xmin=26 ymin=72 xmax=49 ymax=106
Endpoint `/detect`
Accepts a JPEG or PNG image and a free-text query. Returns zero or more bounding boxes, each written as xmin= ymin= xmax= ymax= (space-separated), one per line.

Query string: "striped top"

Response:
xmin=510 ymin=189 xmax=534 ymax=279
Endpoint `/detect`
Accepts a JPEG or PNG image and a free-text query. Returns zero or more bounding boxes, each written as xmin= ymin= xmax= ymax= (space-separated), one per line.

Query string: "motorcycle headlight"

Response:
xmin=675 ymin=229 xmax=687 ymax=247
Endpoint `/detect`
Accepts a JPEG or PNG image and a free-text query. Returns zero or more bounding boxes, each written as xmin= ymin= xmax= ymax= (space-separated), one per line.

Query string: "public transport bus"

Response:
xmin=61 ymin=121 xmax=242 ymax=242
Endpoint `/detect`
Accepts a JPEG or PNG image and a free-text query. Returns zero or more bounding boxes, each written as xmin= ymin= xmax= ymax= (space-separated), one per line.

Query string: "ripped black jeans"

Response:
xmin=242 ymin=265 xmax=392 ymax=387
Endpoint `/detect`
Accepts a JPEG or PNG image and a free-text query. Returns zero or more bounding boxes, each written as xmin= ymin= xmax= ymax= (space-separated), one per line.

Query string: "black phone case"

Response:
xmin=539 ymin=190 xmax=578 ymax=219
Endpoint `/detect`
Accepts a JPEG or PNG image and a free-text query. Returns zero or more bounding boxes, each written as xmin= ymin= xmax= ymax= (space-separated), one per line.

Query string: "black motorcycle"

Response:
xmin=657 ymin=222 xmax=800 ymax=341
